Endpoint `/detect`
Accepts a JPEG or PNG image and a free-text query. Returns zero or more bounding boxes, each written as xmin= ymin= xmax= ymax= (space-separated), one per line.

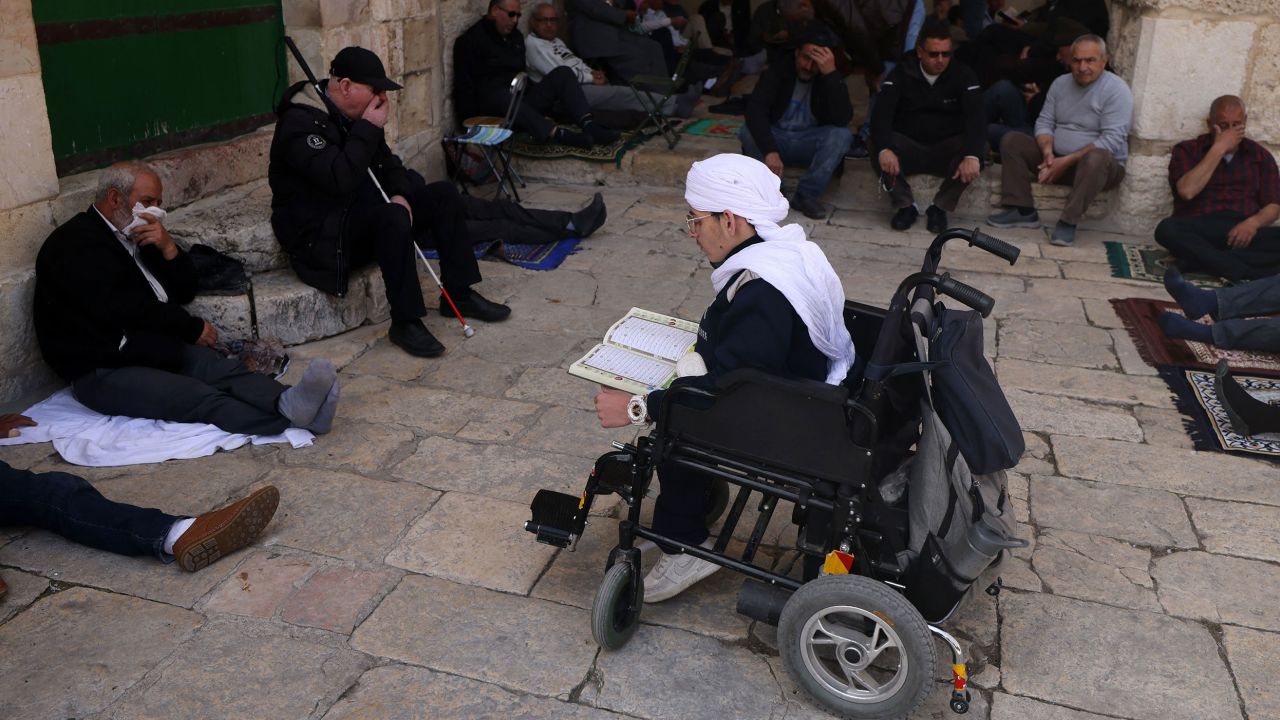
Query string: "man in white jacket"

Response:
xmin=525 ymin=3 xmax=697 ymax=117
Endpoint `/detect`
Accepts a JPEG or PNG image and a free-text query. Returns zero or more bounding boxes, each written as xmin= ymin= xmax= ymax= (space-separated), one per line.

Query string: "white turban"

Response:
xmin=685 ymin=154 xmax=856 ymax=385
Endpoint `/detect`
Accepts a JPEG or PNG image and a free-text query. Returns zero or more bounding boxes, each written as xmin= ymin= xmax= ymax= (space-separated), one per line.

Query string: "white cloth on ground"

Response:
xmin=687 ymin=154 xmax=856 ymax=384
xmin=0 ymin=388 xmax=313 ymax=467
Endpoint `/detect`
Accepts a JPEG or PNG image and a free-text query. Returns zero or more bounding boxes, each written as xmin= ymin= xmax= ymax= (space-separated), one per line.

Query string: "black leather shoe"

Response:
xmin=925 ymin=205 xmax=947 ymax=234
xmin=444 ymin=291 xmax=511 ymax=322
xmin=791 ymin=193 xmax=828 ymax=220
xmin=583 ymin=120 xmax=620 ymax=145
xmin=571 ymin=192 xmax=607 ymax=238
xmin=389 ymin=319 xmax=445 ymax=358
xmin=890 ymin=205 xmax=919 ymax=231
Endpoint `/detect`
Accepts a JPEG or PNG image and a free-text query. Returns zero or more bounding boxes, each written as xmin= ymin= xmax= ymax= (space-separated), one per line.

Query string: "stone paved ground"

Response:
xmin=2 ymin=177 xmax=1277 ymax=720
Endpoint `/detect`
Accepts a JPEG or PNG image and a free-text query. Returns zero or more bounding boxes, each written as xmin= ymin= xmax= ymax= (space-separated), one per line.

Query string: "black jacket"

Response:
xmin=453 ymin=17 xmax=527 ymax=122
xmin=745 ymin=57 xmax=855 ymax=157
xmin=268 ymin=80 xmax=412 ymax=296
xmin=697 ymin=0 xmax=756 ymax=56
xmin=648 ymin=237 xmax=828 ymax=416
xmin=870 ymin=56 xmax=985 ymax=158
xmin=34 ymin=209 xmax=203 ymax=381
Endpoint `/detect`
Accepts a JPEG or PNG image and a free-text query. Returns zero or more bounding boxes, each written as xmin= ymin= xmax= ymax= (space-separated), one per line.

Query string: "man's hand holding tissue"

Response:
xmin=130 ymin=211 xmax=179 ymax=260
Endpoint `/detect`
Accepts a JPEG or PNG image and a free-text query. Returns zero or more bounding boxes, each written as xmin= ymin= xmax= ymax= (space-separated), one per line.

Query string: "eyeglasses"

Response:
xmin=685 ymin=212 xmax=715 ymax=233
xmin=923 ymin=50 xmax=952 ymax=58
xmin=505 ymin=10 xmax=522 ymax=18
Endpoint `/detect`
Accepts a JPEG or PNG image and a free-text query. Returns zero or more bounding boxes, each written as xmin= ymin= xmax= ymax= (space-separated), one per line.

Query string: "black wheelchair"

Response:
xmin=525 ymin=228 xmax=1028 ymax=719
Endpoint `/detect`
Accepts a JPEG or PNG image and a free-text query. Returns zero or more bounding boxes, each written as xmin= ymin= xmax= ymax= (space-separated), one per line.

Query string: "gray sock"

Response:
xmin=304 ymin=380 xmax=340 ymax=435
xmin=277 ymin=359 xmax=336 ymax=428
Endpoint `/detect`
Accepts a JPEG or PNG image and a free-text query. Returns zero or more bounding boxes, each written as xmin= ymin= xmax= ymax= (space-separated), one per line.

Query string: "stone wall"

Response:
xmin=1107 ymin=0 xmax=1280 ymax=234
xmin=0 ymin=0 xmax=484 ymax=407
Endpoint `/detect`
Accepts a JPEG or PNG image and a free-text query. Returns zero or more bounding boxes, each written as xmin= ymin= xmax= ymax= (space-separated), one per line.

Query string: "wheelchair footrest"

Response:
xmin=525 ymin=489 xmax=584 ymax=548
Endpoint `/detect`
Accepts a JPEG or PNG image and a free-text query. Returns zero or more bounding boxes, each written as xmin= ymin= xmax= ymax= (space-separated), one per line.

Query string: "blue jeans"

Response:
xmin=984 ymin=79 xmax=1032 ymax=152
xmin=740 ymin=124 xmax=854 ymax=200
xmin=0 ymin=461 xmax=178 ymax=560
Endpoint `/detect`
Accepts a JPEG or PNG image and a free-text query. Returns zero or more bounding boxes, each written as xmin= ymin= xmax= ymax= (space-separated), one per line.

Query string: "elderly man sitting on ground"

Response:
xmin=1154 ymin=95 xmax=1280 ymax=283
xmin=35 ymin=161 xmax=339 ymax=437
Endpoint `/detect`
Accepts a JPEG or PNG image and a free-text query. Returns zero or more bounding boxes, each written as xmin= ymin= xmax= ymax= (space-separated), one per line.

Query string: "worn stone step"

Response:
xmin=252 ymin=267 xmax=390 ymax=346
xmin=166 ymin=178 xmax=287 ymax=273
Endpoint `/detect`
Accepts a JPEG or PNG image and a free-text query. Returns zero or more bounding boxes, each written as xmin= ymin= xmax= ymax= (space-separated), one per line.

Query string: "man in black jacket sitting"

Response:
xmin=740 ymin=24 xmax=853 ymax=219
xmin=454 ymin=0 xmax=619 ymax=148
xmin=35 ymin=162 xmax=339 ymax=435
xmin=870 ymin=18 xmax=984 ymax=232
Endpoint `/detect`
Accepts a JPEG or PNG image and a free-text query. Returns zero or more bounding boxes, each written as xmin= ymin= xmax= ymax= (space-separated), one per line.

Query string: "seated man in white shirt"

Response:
xmin=525 ymin=3 xmax=699 ymax=118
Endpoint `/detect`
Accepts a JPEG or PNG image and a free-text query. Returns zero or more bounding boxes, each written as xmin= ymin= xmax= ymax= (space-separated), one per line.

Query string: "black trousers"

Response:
xmin=869 ymin=133 xmax=976 ymax=213
xmin=458 ymin=192 xmax=573 ymax=246
xmin=477 ymin=66 xmax=594 ymax=140
xmin=0 ymin=461 xmax=178 ymax=559
xmin=1211 ymin=273 xmax=1280 ymax=352
xmin=73 ymin=345 xmax=289 ymax=436
xmin=1154 ymin=211 xmax=1280 ymax=282
xmin=652 ymin=462 xmax=713 ymax=547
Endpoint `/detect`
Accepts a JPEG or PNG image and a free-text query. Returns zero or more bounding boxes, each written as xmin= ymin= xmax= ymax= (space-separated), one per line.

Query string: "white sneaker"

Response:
xmin=643 ymin=542 xmax=721 ymax=603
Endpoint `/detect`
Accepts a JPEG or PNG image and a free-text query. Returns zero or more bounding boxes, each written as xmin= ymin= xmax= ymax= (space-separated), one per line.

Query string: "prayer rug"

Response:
xmin=1110 ymin=298 xmax=1280 ymax=374
xmin=1158 ymin=366 xmax=1280 ymax=461
xmin=1103 ymin=241 xmax=1227 ymax=288
xmin=681 ymin=117 xmax=745 ymax=139
xmin=419 ymin=238 xmax=581 ymax=271
xmin=508 ymin=121 xmax=681 ymax=166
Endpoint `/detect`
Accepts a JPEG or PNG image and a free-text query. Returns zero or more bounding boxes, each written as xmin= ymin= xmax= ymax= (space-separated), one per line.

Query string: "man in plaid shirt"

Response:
xmin=1155 ymin=95 xmax=1280 ymax=282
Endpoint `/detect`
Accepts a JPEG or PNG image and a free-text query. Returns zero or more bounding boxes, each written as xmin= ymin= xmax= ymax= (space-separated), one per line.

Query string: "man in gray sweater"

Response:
xmin=986 ymin=34 xmax=1132 ymax=246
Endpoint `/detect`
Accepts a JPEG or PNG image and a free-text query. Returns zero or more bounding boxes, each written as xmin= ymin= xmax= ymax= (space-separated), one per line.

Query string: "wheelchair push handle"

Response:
xmin=966 ymin=229 xmax=1020 ymax=265
xmin=937 ymin=274 xmax=996 ymax=317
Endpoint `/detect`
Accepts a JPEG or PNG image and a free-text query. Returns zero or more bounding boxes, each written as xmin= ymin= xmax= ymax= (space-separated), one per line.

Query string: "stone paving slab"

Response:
xmin=590 ymin=622 xmax=783 ymax=719
xmin=0 ymin=531 xmax=238 ymax=607
xmin=996 ymin=358 xmax=1172 ymax=408
xmin=1032 ymin=529 xmax=1159 ymax=611
xmin=998 ymin=320 xmax=1118 ymax=369
xmin=1051 ymin=435 xmax=1280 ymax=506
xmin=990 ymin=693 xmax=1117 ymax=720
xmin=323 ymin=664 xmax=629 ymax=719
xmin=256 ymin=469 xmax=439 ymax=564
xmin=0 ymin=588 xmax=201 ymax=720
xmin=102 ymin=617 xmax=370 ymax=719
xmin=1153 ymin=551 xmax=1280 ymax=631
xmin=1029 ymin=475 xmax=1197 ymax=549
xmin=0 ymin=568 xmax=46 ymax=623
xmin=390 ymin=435 xmax=591 ymax=504
xmin=351 ymin=574 xmax=597 ymax=697
xmin=1133 ymin=406 xmax=1196 ymax=449
xmin=1006 ymin=389 xmax=1143 ymax=441
xmin=1000 ymin=593 xmax=1241 ymax=720
xmin=1186 ymin=498 xmax=1280 ymax=563
xmin=202 ymin=550 xmax=313 ymax=619
xmin=384 ymin=491 xmax=558 ymax=594
xmin=278 ymin=417 xmax=416 ymax=476
xmin=1222 ymin=625 xmax=1280 ymax=720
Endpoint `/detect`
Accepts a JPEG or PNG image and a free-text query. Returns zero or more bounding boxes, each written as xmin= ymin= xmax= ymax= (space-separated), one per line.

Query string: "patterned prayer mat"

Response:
xmin=508 ymin=120 xmax=682 ymax=166
xmin=681 ymin=117 xmax=745 ymax=139
xmin=1159 ymin=366 xmax=1280 ymax=461
xmin=419 ymin=238 xmax=581 ymax=271
xmin=1110 ymin=298 xmax=1280 ymax=374
xmin=1103 ymin=241 xmax=1227 ymax=288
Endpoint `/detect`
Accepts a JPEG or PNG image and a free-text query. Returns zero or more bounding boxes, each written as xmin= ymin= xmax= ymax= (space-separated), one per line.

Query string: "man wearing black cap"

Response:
xmin=740 ymin=23 xmax=853 ymax=219
xmin=271 ymin=47 xmax=605 ymax=357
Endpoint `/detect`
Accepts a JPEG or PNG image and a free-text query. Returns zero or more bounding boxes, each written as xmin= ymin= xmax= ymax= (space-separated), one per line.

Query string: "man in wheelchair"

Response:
xmin=593 ymin=153 xmax=855 ymax=601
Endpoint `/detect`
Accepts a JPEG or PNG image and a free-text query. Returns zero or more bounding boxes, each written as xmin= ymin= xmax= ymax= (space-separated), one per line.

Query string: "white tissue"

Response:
xmin=120 ymin=202 xmax=167 ymax=235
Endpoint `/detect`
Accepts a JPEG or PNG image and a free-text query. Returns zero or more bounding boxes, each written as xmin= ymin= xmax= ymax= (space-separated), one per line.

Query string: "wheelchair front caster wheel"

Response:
xmin=949 ymin=691 xmax=971 ymax=714
xmin=591 ymin=562 xmax=644 ymax=650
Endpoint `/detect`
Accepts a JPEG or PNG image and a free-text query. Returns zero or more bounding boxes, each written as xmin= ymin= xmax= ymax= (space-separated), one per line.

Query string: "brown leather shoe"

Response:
xmin=172 ymin=486 xmax=279 ymax=572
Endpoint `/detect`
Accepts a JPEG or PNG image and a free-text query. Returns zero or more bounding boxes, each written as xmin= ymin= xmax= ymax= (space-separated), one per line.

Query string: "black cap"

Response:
xmin=792 ymin=23 xmax=842 ymax=50
xmin=330 ymin=46 xmax=402 ymax=91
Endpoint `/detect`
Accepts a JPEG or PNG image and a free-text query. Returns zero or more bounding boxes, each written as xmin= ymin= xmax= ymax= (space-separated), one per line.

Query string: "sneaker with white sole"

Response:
xmin=643 ymin=542 xmax=721 ymax=603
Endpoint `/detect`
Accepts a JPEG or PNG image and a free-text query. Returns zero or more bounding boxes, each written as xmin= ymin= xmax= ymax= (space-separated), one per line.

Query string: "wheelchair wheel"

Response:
xmin=591 ymin=562 xmax=644 ymax=650
xmin=778 ymin=575 xmax=936 ymax=719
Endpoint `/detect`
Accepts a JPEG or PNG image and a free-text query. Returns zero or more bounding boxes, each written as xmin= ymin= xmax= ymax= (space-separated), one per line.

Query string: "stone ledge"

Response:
xmin=0 ymin=269 xmax=59 ymax=407
xmin=167 ymin=179 xmax=286 ymax=273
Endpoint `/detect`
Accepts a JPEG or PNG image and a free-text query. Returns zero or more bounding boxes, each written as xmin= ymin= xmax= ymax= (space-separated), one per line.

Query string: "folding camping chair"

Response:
xmin=443 ymin=73 xmax=528 ymax=202
xmin=625 ymin=32 xmax=699 ymax=150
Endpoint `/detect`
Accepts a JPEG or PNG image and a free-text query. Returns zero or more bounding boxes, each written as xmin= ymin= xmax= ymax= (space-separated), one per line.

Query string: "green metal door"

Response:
xmin=33 ymin=0 xmax=285 ymax=176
